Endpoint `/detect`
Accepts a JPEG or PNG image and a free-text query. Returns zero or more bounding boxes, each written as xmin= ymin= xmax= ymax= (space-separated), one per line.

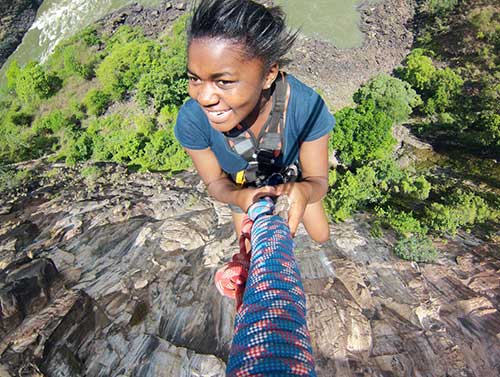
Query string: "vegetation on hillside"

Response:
xmin=410 ymin=0 xmax=500 ymax=153
xmin=0 ymin=18 xmax=190 ymax=173
xmin=1 ymin=3 xmax=498 ymax=263
xmin=324 ymin=0 xmax=499 ymax=261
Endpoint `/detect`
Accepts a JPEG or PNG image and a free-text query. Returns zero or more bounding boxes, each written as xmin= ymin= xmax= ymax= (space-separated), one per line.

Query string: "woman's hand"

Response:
xmin=234 ymin=185 xmax=278 ymax=213
xmin=275 ymin=181 xmax=312 ymax=237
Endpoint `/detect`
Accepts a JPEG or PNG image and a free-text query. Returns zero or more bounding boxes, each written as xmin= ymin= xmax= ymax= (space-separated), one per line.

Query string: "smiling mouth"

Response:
xmin=205 ymin=109 xmax=231 ymax=123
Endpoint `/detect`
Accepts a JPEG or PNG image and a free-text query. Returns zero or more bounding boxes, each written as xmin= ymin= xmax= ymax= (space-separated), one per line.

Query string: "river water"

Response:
xmin=1 ymin=0 xmax=367 ymax=81
xmin=275 ymin=0 xmax=364 ymax=48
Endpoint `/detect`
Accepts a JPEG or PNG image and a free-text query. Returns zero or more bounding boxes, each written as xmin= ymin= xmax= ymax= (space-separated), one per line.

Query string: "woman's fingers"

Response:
xmin=252 ymin=185 xmax=277 ymax=201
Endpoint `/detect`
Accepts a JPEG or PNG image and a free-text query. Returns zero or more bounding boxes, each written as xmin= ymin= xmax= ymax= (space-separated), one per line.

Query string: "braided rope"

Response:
xmin=226 ymin=198 xmax=316 ymax=376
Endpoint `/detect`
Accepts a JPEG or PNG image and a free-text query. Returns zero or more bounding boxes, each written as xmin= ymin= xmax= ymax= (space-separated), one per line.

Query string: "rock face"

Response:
xmin=0 ymin=0 xmax=43 ymax=68
xmin=0 ymin=162 xmax=499 ymax=376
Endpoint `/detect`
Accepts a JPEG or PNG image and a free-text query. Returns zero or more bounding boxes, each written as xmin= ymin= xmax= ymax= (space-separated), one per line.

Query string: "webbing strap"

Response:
xmin=224 ymin=73 xmax=288 ymax=161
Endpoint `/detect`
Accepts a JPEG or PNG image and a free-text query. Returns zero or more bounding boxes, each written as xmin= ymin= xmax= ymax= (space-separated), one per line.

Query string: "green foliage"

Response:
xmin=410 ymin=2 xmax=499 ymax=153
xmin=330 ymin=100 xmax=395 ymax=167
xmin=61 ymin=46 xmax=94 ymax=79
xmin=0 ymin=102 xmax=35 ymax=162
xmin=54 ymin=113 xmax=190 ymax=172
xmin=0 ymin=23 xmax=193 ymax=173
xmin=63 ymin=132 xmax=93 ymax=166
xmin=394 ymin=236 xmax=438 ymax=263
xmin=423 ymin=67 xmax=464 ymax=115
xmin=158 ymin=104 xmax=180 ymax=126
xmin=353 ymin=74 xmax=421 ymax=123
xmin=80 ymin=27 xmax=101 ymax=47
xmin=134 ymin=128 xmax=191 ymax=172
xmin=45 ymin=26 xmax=104 ymax=81
xmin=32 ymin=110 xmax=72 ymax=134
xmin=479 ymin=111 xmax=500 ymax=146
xmin=5 ymin=61 xmax=20 ymax=90
xmin=397 ymin=175 xmax=431 ymax=201
xmin=103 ymin=25 xmax=145 ymax=51
xmin=420 ymin=0 xmax=458 ymax=18
xmin=375 ymin=207 xmax=428 ymax=237
xmin=96 ymin=39 xmax=161 ymax=100
xmin=424 ymin=189 xmax=498 ymax=235
xmin=136 ymin=65 xmax=188 ymax=111
xmin=0 ymin=121 xmax=32 ymax=162
xmin=325 ymin=159 xmax=432 ymax=222
xmin=396 ymin=49 xmax=436 ymax=91
xmin=468 ymin=6 xmax=500 ymax=41
xmin=324 ymin=166 xmax=378 ymax=221
xmin=83 ymin=89 xmax=110 ymax=116
xmin=0 ymin=167 xmax=32 ymax=193
xmin=136 ymin=17 xmax=189 ymax=111
xmin=14 ymin=62 xmax=59 ymax=103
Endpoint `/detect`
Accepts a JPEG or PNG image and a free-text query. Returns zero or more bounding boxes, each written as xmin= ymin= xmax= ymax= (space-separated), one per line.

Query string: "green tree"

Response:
xmin=14 ymin=62 xmax=58 ymax=102
xmin=353 ymin=74 xmax=421 ymax=123
xmin=423 ymin=67 xmax=464 ymax=115
xmin=424 ymin=189 xmax=497 ymax=235
xmin=330 ymin=100 xmax=395 ymax=167
xmin=5 ymin=61 xmax=21 ymax=91
xmin=396 ymin=49 xmax=436 ymax=91
xmin=96 ymin=39 xmax=161 ymax=100
xmin=421 ymin=0 xmax=458 ymax=18
xmin=83 ymin=89 xmax=111 ymax=116
xmin=136 ymin=17 xmax=189 ymax=111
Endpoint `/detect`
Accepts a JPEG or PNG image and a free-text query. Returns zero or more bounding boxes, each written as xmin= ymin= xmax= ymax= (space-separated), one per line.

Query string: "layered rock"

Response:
xmin=0 ymin=162 xmax=499 ymax=376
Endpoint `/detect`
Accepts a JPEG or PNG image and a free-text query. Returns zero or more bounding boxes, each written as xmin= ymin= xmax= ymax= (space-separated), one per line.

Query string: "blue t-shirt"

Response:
xmin=174 ymin=74 xmax=335 ymax=174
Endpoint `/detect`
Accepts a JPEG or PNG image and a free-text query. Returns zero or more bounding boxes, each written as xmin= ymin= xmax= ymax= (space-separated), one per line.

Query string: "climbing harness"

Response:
xmin=216 ymin=198 xmax=316 ymax=376
xmin=224 ymin=73 xmax=301 ymax=188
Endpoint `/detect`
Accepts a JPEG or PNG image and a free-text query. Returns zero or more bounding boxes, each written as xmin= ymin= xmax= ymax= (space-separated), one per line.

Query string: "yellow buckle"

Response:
xmin=235 ymin=170 xmax=246 ymax=185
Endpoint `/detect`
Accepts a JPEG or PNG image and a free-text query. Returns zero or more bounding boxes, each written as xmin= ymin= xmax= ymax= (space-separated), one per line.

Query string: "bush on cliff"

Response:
xmin=324 ymin=159 xmax=431 ymax=222
xmin=424 ymin=189 xmax=499 ymax=235
xmin=330 ymin=100 xmax=395 ymax=167
xmin=83 ymin=89 xmax=111 ymax=116
xmin=96 ymin=39 xmax=161 ymax=100
xmin=11 ymin=62 xmax=60 ymax=103
xmin=353 ymin=74 xmax=421 ymax=124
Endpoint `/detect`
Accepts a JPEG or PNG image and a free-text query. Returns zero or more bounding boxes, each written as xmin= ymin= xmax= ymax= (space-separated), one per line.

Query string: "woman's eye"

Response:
xmin=217 ymin=80 xmax=234 ymax=88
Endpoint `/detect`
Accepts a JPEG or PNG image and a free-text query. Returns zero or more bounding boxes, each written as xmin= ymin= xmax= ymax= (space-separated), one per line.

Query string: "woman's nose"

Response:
xmin=197 ymin=82 xmax=219 ymax=106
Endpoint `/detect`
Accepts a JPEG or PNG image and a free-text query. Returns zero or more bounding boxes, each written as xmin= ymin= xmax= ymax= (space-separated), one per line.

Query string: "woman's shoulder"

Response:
xmin=178 ymin=99 xmax=205 ymax=121
xmin=175 ymin=99 xmax=212 ymax=149
xmin=286 ymin=73 xmax=318 ymax=100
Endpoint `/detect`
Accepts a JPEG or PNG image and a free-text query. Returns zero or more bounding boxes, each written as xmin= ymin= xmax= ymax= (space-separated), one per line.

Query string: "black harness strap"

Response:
xmin=224 ymin=73 xmax=292 ymax=187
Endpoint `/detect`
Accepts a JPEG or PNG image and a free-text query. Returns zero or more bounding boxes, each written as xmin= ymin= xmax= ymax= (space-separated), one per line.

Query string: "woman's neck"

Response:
xmin=241 ymin=88 xmax=273 ymax=136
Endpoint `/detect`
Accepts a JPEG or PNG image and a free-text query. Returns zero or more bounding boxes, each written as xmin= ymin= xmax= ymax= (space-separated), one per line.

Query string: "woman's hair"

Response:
xmin=187 ymin=0 xmax=297 ymax=67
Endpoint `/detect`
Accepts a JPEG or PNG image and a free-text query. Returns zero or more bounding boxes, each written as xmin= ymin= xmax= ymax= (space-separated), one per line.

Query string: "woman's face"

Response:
xmin=187 ymin=38 xmax=277 ymax=133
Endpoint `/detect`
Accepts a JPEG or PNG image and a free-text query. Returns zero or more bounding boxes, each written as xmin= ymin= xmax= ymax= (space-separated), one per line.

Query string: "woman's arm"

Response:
xmin=185 ymin=147 xmax=277 ymax=212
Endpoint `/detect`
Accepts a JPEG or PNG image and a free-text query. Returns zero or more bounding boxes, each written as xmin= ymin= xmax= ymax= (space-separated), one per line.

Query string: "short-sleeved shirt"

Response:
xmin=174 ymin=74 xmax=335 ymax=175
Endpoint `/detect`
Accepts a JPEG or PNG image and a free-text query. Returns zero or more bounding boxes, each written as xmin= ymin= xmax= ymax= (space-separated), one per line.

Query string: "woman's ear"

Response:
xmin=264 ymin=63 xmax=279 ymax=89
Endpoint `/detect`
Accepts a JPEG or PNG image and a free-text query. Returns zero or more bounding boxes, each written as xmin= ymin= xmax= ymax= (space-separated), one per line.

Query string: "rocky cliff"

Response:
xmin=0 ymin=0 xmax=43 ymax=68
xmin=0 ymin=162 xmax=499 ymax=376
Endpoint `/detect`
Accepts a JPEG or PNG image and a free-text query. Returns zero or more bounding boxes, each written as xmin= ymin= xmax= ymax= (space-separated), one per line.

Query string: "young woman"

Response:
xmin=174 ymin=0 xmax=335 ymax=242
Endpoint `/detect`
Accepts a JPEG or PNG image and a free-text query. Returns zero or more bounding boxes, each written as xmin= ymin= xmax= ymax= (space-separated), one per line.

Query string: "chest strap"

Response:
xmin=224 ymin=73 xmax=288 ymax=186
